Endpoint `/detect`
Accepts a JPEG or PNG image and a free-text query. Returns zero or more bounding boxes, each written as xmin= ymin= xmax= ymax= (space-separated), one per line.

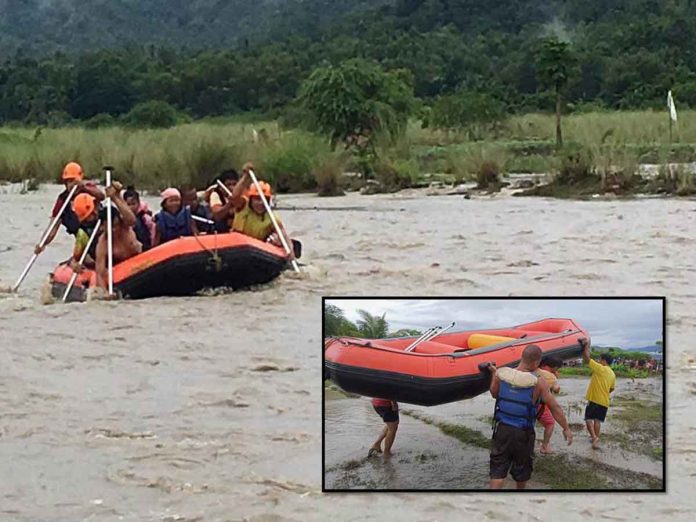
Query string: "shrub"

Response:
xmin=430 ymin=91 xmax=505 ymax=139
xmin=314 ymin=152 xmax=348 ymax=197
xmin=476 ymin=161 xmax=502 ymax=190
xmin=556 ymin=147 xmax=596 ymax=185
xmin=373 ymin=156 xmax=419 ymax=192
xmin=124 ymin=101 xmax=180 ymax=129
xmin=84 ymin=113 xmax=116 ymax=129
xmin=260 ymin=133 xmax=331 ymax=193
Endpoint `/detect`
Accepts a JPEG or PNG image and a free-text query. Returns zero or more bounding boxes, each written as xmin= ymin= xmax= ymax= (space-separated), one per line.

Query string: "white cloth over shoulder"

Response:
xmin=497 ymin=367 xmax=538 ymax=388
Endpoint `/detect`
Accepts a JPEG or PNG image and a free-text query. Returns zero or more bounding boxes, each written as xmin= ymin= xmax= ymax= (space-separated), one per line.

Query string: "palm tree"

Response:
xmin=537 ymin=38 xmax=576 ymax=148
xmin=356 ymin=309 xmax=389 ymax=339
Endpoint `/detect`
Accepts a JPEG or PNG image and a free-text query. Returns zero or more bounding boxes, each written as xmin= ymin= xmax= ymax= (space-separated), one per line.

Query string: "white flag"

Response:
xmin=667 ymin=90 xmax=678 ymax=122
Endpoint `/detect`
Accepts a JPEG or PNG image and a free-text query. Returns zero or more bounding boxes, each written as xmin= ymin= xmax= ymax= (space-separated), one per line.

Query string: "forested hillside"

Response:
xmin=2 ymin=0 xmax=696 ymax=124
xmin=0 ymin=0 xmax=387 ymax=54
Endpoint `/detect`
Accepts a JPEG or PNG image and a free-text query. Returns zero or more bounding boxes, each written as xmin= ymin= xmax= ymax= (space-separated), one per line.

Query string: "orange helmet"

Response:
xmin=72 ymin=193 xmax=96 ymax=222
xmin=247 ymin=181 xmax=272 ymax=199
xmin=62 ymin=162 xmax=84 ymax=181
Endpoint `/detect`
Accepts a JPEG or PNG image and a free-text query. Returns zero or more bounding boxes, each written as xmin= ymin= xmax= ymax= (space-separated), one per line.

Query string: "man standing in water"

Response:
xmin=581 ymin=339 xmax=616 ymax=450
xmin=488 ymin=345 xmax=573 ymax=489
xmin=368 ymin=398 xmax=399 ymax=458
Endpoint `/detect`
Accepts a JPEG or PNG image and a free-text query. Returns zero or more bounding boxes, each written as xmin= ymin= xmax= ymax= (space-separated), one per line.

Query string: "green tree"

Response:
xmin=324 ymin=304 xmax=360 ymax=337
xmin=356 ymin=309 xmax=389 ymax=338
xmin=537 ymin=38 xmax=576 ymax=148
xmin=299 ymin=59 xmax=415 ymax=152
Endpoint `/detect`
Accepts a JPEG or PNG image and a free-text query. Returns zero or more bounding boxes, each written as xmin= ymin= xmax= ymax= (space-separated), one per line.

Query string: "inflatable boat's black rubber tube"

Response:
xmin=324 ymin=344 xmax=583 ymax=406
xmin=51 ymin=245 xmax=287 ymax=301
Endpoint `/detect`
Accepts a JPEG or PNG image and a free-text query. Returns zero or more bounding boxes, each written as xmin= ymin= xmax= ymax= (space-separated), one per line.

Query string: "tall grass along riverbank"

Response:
xmin=2 ymin=111 xmax=695 ymax=197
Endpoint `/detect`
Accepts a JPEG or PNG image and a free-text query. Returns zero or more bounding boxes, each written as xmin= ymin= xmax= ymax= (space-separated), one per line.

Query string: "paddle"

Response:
xmin=247 ymin=169 xmax=300 ymax=273
xmin=11 ymin=184 xmax=79 ymax=292
xmin=191 ymin=214 xmax=215 ymax=225
xmin=103 ymin=166 xmax=114 ymax=296
xmin=61 ymin=219 xmax=102 ymax=302
xmin=216 ymin=176 xmax=301 ymax=272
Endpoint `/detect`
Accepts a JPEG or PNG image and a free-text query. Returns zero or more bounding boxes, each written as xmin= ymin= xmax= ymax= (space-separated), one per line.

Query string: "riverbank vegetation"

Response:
xmin=4 ymin=1 xmax=696 ymax=196
xmin=2 ymin=111 xmax=696 ymax=196
xmin=324 ymin=305 xmax=421 ymax=339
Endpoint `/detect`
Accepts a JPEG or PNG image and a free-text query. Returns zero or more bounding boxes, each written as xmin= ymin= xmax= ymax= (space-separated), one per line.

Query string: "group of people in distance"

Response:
xmin=368 ymin=338 xmax=617 ymax=489
xmin=37 ymin=161 xmax=294 ymax=289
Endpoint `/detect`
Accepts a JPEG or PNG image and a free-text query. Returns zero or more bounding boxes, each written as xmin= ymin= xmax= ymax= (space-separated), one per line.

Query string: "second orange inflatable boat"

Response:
xmin=324 ymin=318 xmax=589 ymax=406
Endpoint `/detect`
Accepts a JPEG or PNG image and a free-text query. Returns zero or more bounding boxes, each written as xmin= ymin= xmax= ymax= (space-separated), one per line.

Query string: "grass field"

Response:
xmin=1 ymin=111 xmax=695 ymax=196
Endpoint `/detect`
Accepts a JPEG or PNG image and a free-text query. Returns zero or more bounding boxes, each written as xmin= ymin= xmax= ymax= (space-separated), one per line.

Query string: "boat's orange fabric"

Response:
xmin=51 ymin=232 xmax=288 ymax=287
xmin=324 ymin=318 xmax=589 ymax=380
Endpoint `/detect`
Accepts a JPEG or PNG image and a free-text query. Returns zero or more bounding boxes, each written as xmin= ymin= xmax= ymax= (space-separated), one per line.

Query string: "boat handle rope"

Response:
xmin=191 ymin=227 xmax=222 ymax=272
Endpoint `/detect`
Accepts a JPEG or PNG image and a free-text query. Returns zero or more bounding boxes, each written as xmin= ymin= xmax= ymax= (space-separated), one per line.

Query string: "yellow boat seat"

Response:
xmin=468 ymin=334 xmax=516 ymax=349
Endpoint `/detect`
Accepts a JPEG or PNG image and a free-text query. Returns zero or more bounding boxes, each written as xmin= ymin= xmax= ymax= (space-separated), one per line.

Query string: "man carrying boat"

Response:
xmin=488 ymin=345 xmax=573 ymax=489
xmin=581 ymin=338 xmax=616 ymax=450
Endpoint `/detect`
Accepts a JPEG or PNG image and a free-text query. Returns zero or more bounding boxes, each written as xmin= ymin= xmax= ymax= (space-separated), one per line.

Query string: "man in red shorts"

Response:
xmin=368 ymin=398 xmax=399 ymax=458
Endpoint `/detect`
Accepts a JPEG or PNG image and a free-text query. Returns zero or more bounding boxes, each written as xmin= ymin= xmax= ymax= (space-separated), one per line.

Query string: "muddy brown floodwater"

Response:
xmin=0 ymin=185 xmax=694 ymax=520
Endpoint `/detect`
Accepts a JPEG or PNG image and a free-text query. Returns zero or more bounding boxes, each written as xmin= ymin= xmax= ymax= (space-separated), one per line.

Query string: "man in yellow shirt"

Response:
xmin=581 ymin=339 xmax=616 ymax=450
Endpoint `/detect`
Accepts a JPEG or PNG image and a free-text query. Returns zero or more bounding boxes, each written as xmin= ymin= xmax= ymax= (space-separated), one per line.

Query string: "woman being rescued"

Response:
xmin=153 ymin=187 xmax=198 ymax=247
xmin=228 ymin=162 xmax=294 ymax=258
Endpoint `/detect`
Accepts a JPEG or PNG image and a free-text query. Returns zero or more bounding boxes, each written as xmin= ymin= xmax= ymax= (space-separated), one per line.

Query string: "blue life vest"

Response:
xmin=494 ymin=379 xmax=538 ymax=430
xmin=156 ymin=207 xmax=192 ymax=243
xmin=134 ymin=210 xmax=152 ymax=251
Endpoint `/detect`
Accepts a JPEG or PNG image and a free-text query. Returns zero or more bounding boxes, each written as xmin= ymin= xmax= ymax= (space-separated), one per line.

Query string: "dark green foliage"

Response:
xmin=324 ymin=304 xmax=421 ymax=339
xmin=2 ymin=1 xmax=696 ymax=124
xmin=324 ymin=304 xmax=360 ymax=338
xmin=537 ymin=38 xmax=577 ymax=147
xmin=84 ymin=113 xmax=116 ymax=129
xmin=299 ymin=59 xmax=415 ymax=148
xmin=355 ymin=309 xmax=389 ymax=339
xmin=430 ymin=91 xmax=505 ymax=137
xmin=124 ymin=101 xmax=180 ymax=128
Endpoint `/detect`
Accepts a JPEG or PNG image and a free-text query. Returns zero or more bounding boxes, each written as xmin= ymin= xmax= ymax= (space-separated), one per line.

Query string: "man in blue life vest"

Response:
xmin=488 ymin=344 xmax=574 ymax=489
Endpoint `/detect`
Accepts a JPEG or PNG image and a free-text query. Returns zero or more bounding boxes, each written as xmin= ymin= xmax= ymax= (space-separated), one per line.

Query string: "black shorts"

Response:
xmin=584 ymin=401 xmax=608 ymax=422
xmin=374 ymin=406 xmax=399 ymax=423
xmin=490 ymin=422 xmax=535 ymax=482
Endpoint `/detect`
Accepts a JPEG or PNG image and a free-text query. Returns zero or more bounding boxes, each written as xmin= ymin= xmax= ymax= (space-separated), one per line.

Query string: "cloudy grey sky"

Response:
xmin=327 ymin=299 xmax=663 ymax=349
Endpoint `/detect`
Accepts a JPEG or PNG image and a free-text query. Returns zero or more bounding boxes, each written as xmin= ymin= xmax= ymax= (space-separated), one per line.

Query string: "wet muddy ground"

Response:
xmin=325 ymin=377 xmax=663 ymax=490
xmin=0 ymin=185 xmax=693 ymax=520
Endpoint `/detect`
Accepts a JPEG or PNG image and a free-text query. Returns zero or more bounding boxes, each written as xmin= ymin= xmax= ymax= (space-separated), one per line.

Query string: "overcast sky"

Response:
xmin=327 ymin=299 xmax=663 ymax=349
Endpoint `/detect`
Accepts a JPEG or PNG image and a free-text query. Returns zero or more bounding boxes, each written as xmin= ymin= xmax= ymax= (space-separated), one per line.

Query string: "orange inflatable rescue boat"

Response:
xmin=324 ymin=318 xmax=589 ymax=406
xmin=50 ymin=232 xmax=293 ymax=301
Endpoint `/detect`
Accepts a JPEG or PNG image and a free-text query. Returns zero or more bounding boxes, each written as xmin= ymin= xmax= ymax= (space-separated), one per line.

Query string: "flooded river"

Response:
xmin=0 ymin=185 xmax=694 ymax=520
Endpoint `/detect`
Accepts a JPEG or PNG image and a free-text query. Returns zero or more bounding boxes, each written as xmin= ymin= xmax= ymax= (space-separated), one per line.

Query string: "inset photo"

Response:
xmin=323 ymin=297 xmax=665 ymax=492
